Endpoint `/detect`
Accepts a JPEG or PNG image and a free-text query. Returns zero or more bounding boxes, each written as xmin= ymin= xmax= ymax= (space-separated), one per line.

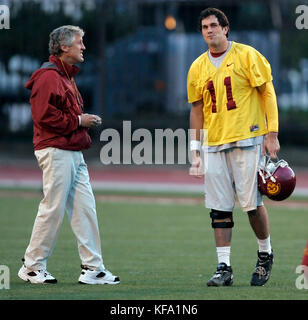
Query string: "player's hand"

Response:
xmin=80 ymin=114 xmax=102 ymax=128
xmin=263 ymin=132 xmax=280 ymax=159
xmin=189 ymin=151 xmax=204 ymax=178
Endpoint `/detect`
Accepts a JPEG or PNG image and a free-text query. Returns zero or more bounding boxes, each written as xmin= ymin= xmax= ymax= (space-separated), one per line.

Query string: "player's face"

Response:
xmin=61 ymin=34 xmax=86 ymax=65
xmin=201 ymin=15 xmax=228 ymax=49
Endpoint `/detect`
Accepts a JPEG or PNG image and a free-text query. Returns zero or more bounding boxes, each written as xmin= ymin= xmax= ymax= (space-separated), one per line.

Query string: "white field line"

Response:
xmin=0 ymin=179 xmax=307 ymax=197
xmin=0 ymin=190 xmax=307 ymax=209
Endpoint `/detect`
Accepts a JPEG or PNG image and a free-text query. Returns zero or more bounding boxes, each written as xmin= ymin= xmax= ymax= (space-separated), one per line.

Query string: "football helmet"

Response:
xmin=258 ymin=156 xmax=296 ymax=201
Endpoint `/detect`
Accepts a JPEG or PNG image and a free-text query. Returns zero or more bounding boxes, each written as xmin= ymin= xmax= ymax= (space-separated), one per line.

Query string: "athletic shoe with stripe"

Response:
xmin=250 ymin=250 xmax=274 ymax=286
xmin=207 ymin=262 xmax=233 ymax=286
xmin=18 ymin=263 xmax=57 ymax=284
xmin=78 ymin=265 xmax=120 ymax=285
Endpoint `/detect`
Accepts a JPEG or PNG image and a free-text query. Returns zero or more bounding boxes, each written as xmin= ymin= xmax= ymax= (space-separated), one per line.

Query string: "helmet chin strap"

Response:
xmin=259 ymin=154 xmax=290 ymax=184
xmin=258 ymin=154 xmax=278 ymax=183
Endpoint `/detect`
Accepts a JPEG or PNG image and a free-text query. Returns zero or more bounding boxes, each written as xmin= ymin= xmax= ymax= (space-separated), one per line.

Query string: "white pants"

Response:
xmin=24 ymin=147 xmax=104 ymax=271
xmin=204 ymin=145 xmax=263 ymax=212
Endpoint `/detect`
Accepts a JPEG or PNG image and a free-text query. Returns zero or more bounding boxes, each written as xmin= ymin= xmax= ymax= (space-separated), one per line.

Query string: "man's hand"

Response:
xmin=80 ymin=114 xmax=102 ymax=128
xmin=263 ymin=132 xmax=280 ymax=159
xmin=189 ymin=150 xmax=204 ymax=178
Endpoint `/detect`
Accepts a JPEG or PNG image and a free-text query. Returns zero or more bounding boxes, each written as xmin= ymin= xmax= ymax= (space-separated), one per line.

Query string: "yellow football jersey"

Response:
xmin=187 ymin=42 xmax=278 ymax=146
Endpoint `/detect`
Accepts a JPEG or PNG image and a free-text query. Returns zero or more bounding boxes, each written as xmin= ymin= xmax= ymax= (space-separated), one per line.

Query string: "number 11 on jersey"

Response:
xmin=207 ymin=76 xmax=237 ymax=113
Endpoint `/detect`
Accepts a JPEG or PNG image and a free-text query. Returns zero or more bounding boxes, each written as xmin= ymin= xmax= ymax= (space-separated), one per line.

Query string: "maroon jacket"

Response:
xmin=25 ymin=55 xmax=91 ymax=151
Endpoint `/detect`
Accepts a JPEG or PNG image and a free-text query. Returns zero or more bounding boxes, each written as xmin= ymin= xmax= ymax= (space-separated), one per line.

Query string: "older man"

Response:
xmin=18 ymin=25 xmax=119 ymax=285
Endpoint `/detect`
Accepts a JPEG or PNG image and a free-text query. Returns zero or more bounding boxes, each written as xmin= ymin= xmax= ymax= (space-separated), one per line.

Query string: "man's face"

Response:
xmin=201 ymin=15 xmax=228 ymax=48
xmin=61 ymin=34 xmax=86 ymax=65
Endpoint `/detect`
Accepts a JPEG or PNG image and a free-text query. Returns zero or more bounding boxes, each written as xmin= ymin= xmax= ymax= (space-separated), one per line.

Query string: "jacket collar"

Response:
xmin=49 ymin=55 xmax=80 ymax=78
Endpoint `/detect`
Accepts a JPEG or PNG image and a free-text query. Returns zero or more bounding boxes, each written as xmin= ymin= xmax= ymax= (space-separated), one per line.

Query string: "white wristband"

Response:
xmin=78 ymin=115 xmax=81 ymax=126
xmin=190 ymin=140 xmax=201 ymax=151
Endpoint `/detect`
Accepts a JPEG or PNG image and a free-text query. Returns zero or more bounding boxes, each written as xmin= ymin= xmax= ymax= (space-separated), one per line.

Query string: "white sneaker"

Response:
xmin=78 ymin=265 xmax=120 ymax=285
xmin=18 ymin=264 xmax=57 ymax=284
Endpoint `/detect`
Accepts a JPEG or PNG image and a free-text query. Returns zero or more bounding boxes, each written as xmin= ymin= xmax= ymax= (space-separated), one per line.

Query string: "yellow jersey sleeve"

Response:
xmin=246 ymin=48 xmax=273 ymax=88
xmin=187 ymin=55 xmax=204 ymax=103
xmin=261 ymin=81 xmax=279 ymax=132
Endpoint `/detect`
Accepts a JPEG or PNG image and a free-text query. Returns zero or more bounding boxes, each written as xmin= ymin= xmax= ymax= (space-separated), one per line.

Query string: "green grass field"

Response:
xmin=0 ymin=190 xmax=307 ymax=300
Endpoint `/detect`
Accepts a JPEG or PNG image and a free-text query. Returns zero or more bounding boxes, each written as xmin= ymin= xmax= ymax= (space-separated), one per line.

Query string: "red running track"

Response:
xmin=0 ymin=165 xmax=307 ymax=188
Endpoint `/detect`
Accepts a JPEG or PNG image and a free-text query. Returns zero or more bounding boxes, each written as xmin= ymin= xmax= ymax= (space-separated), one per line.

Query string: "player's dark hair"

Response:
xmin=198 ymin=8 xmax=230 ymax=38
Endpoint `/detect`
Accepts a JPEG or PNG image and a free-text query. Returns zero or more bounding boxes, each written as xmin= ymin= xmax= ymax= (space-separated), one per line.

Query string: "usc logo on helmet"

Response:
xmin=267 ymin=181 xmax=281 ymax=195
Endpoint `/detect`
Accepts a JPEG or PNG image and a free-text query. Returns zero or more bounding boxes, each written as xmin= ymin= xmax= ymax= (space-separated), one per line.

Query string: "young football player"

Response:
xmin=187 ymin=8 xmax=279 ymax=286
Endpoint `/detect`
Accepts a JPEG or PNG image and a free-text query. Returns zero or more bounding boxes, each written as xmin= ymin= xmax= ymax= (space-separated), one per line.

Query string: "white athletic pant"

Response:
xmin=24 ymin=147 xmax=105 ymax=271
xmin=204 ymin=145 xmax=263 ymax=212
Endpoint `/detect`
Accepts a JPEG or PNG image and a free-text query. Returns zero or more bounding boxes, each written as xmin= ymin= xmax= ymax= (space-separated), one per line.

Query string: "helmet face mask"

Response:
xmin=258 ymin=156 xmax=296 ymax=201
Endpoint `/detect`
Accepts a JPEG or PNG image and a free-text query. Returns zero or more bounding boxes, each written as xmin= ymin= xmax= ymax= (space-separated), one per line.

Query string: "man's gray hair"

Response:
xmin=49 ymin=25 xmax=84 ymax=56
